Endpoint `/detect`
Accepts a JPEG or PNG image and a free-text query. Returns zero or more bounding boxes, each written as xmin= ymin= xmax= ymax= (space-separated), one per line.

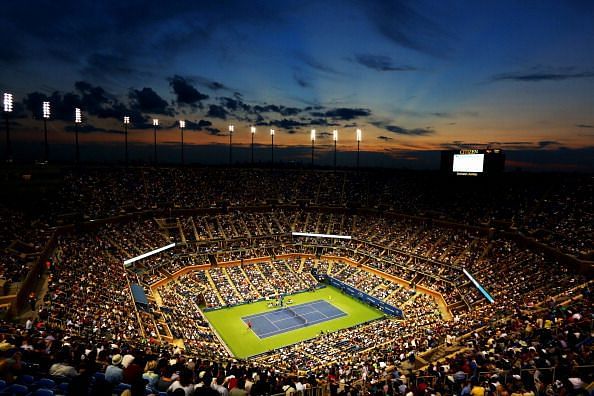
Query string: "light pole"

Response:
xmin=42 ymin=101 xmax=50 ymax=162
xmin=310 ymin=129 xmax=316 ymax=168
xmin=333 ymin=129 xmax=338 ymax=171
xmin=74 ymin=107 xmax=82 ymax=164
xmin=3 ymin=93 xmax=13 ymax=161
xmin=356 ymin=128 xmax=362 ymax=169
xmin=153 ymin=118 xmax=159 ymax=164
xmin=250 ymin=126 xmax=256 ymax=165
xmin=270 ymin=129 xmax=275 ymax=168
xmin=123 ymin=116 xmax=130 ymax=165
xmin=179 ymin=120 xmax=186 ymax=165
xmin=228 ymin=124 xmax=234 ymax=165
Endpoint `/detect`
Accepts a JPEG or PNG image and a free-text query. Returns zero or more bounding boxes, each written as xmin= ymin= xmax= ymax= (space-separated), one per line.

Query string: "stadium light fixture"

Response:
xmin=74 ymin=108 xmax=82 ymax=164
xmin=310 ymin=129 xmax=316 ymax=168
xmin=152 ymin=118 xmax=159 ymax=164
xmin=228 ymin=124 xmax=234 ymax=165
xmin=356 ymin=128 xmax=362 ymax=169
xmin=270 ymin=129 xmax=275 ymax=168
xmin=42 ymin=101 xmax=51 ymax=161
xmin=179 ymin=120 xmax=186 ymax=165
xmin=333 ymin=129 xmax=338 ymax=171
xmin=123 ymin=116 xmax=130 ymax=165
xmin=4 ymin=93 xmax=13 ymax=161
xmin=250 ymin=126 xmax=256 ymax=165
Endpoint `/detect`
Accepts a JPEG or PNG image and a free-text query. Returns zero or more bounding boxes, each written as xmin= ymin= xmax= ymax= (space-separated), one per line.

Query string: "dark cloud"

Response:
xmin=377 ymin=136 xmax=393 ymax=141
xmin=354 ymin=54 xmax=417 ymax=72
xmin=538 ymin=140 xmax=561 ymax=148
xmin=81 ymin=53 xmax=140 ymax=80
xmin=257 ymin=118 xmax=308 ymax=130
xmin=129 ymin=87 xmax=172 ymax=115
xmin=382 ymin=124 xmax=435 ymax=136
xmin=293 ymin=73 xmax=310 ymax=88
xmin=220 ymin=97 xmax=251 ymax=112
xmin=205 ymin=127 xmax=224 ymax=136
xmin=576 ymin=124 xmax=593 ymax=128
xmin=313 ymin=108 xmax=371 ymax=120
xmin=492 ymin=68 xmax=594 ymax=82
xmin=358 ymin=0 xmax=452 ymax=57
xmin=299 ymin=53 xmax=343 ymax=75
xmin=253 ymin=104 xmax=302 ymax=116
xmin=169 ymin=75 xmax=209 ymax=106
xmin=207 ymin=104 xmax=228 ymax=119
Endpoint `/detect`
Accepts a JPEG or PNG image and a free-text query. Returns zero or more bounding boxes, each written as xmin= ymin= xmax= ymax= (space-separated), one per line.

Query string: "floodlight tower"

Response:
xmin=179 ymin=120 xmax=186 ymax=165
xmin=333 ymin=129 xmax=338 ymax=171
xmin=228 ymin=124 xmax=234 ymax=165
xmin=270 ymin=128 xmax=275 ymax=168
xmin=356 ymin=128 xmax=362 ymax=169
xmin=74 ymin=108 xmax=82 ymax=164
xmin=123 ymin=116 xmax=130 ymax=165
xmin=42 ymin=101 xmax=50 ymax=162
xmin=152 ymin=118 xmax=159 ymax=164
xmin=3 ymin=93 xmax=13 ymax=161
xmin=250 ymin=126 xmax=256 ymax=165
xmin=310 ymin=129 xmax=316 ymax=168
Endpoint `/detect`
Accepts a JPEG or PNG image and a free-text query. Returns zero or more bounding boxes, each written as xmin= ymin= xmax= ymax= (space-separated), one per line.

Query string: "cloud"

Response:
xmin=299 ymin=53 xmax=343 ymax=75
xmin=129 ymin=87 xmax=172 ymax=115
xmin=372 ymin=120 xmax=435 ymax=136
xmin=491 ymin=68 xmax=594 ymax=82
xmin=253 ymin=104 xmax=302 ymax=116
xmin=354 ymin=54 xmax=417 ymax=72
xmin=576 ymin=124 xmax=593 ymax=128
xmin=220 ymin=97 xmax=251 ymax=112
xmin=169 ymin=75 xmax=209 ymax=106
xmin=293 ymin=73 xmax=310 ymax=88
xmin=538 ymin=140 xmax=561 ymax=149
xmin=385 ymin=125 xmax=434 ymax=136
xmin=357 ymin=0 xmax=452 ymax=57
xmin=377 ymin=136 xmax=393 ymax=141
xmin=207 ymin=104 xmax=228 ymax=119
xmin=205 ymin=127 xmax=223 ymax=136
xmin=314 ymin=108 xmax=371 ymax=120
xmin=81 ymin=53 xmax=141 ymax=80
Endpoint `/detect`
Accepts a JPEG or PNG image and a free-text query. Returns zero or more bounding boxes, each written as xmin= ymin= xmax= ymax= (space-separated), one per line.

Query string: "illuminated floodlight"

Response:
xmin=179 ymin=120 xmax=186 ymax=128
xmin=75 ymin=108 xmax=82 ymax=123
xmin=270 ymin=128 xmax=275 ymax=136
xmin=356 ymin=128 xmax=362 ymax=142
xmin=124 ymin=243 xmax=176 ymax=266
xmin=229 ymin=124 xmax=234 ymax=133
xmin=43 ymin=101 xmax=51 ymax=119
xmin=251 ymin=126 xmax=256 ymax=134
xmin=3 ymin=93 xmax=13 ymax=113
xmin=123 ymin=116 xmax=130 ymax=124
xmin=292 ymin=232 xmax=351 ymax=240
xmin=153 ymin=118 xmax=159 ymax=126
xmin=310 ymin=129 xmax=316 ymax=141
xmin=333 ymin=129 xmax=338 ymax=141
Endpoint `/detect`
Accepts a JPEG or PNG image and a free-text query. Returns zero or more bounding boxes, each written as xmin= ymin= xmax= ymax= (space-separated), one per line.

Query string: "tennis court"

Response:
xmin=242 ymin=299 xmax=347 ymax=338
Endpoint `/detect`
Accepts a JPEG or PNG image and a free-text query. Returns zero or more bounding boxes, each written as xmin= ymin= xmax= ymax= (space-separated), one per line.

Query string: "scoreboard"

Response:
xmin=441 ymin=149 xmax=505 ymax=175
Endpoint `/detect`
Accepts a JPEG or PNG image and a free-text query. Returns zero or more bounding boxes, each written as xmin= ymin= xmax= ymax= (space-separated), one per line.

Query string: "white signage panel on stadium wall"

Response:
xmin=123 ymin=243 xmax=176 ymax=267
xmin=291 ymin=232 xmax=351 ymax=240
xmin=452 ymin=153 xmax=485 ymax=173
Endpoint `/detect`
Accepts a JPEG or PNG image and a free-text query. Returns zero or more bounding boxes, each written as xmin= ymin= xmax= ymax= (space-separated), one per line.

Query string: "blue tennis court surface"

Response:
xmin=242 ymin=300 xmax=347 ymax=338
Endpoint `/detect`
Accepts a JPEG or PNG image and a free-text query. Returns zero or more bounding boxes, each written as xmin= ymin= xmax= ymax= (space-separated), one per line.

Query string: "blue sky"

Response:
xmin=1 ymin=0 xmax=593 ymax=169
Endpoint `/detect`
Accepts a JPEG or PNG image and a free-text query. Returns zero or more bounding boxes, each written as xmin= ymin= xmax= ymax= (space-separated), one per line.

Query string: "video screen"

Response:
xmin=452 ymin=153 xmax=484 ymax=173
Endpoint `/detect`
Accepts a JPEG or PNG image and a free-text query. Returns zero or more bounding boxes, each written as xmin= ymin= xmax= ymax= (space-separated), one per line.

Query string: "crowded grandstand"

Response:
xmin=0 ymin=167 xmax=592 ymax=396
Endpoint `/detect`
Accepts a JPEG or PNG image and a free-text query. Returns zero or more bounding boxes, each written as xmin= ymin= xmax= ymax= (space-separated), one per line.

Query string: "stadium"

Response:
xmin=1 ymin=1 xmax=593 ymax=396
xmin=0 ymin=166 xmax=591 ymax=396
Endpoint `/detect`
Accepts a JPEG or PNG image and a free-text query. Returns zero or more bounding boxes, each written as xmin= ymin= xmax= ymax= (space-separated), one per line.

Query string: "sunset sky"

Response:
xmin=1 ymin=0 xmax=593 ymax=170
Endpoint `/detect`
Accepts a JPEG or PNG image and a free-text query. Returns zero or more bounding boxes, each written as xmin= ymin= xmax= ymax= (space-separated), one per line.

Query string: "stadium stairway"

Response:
xmin=236 ymin=265 xmax=262 ymax=298
xmin=204 ymin=271 xmax=226 ymax=306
